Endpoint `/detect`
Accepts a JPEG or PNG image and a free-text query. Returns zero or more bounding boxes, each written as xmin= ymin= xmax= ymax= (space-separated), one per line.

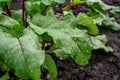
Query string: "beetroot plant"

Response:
xmin=0 ymin=0 xmax=120 ymax=80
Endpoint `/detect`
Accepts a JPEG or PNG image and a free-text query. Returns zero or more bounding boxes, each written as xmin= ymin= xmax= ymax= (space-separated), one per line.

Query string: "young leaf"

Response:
xmin=42 ymin=54 xmax=57 ymax=79
xmin=76 ymin=13 xmax=99 ymax=35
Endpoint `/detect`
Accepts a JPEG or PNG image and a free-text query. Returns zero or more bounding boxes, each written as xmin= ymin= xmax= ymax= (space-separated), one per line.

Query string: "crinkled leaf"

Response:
xmin=89 ymin=35 xmax=113 ymax=52
xmin=42 ymin=54 xmax=57 ymax=79
xmin=76 ymin=13 xmax=99 ymax=35
xmin=0 ymin=28 xmax=45 ymax=80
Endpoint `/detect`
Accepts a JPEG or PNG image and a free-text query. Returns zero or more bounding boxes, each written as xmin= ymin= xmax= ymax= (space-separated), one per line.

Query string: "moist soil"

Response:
xmin=1 ymin=0 xmax=120 ymax=80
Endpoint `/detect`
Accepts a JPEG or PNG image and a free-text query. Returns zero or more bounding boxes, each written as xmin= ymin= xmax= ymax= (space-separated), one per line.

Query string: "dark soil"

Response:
xmin=1 ymin=0 xmax=120 ymax=80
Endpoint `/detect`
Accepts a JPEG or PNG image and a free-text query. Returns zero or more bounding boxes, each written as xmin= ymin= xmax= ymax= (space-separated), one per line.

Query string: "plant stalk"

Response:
xmin=22 ymin=0 xmax=25 ymax=26
xmin=59 ymin=4 xmax=63 ymax=15
xmin=5 ymin=4 xmax=12 ymax=17
xmin=22 ymin=0 xmax=28 ymax=27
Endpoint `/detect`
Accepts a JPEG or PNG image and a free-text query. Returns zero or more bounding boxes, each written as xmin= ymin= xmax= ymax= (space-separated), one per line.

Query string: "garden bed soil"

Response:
xmin=1 ymin=0 xmax=120 ymax=80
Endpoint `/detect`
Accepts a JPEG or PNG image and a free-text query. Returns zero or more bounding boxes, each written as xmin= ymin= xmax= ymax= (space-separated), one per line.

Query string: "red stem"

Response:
xmin=59 ymin=4 xmax=63 ymax=15
xmin=25 ymin=12 xmax=28 ymax=27
xmin=5 ymin=4 xmax=12 ymax=17
xmin=22 ymin=0 xmax=25 ymax=26
xmin=22 ymin=0 xmax=28 ymax=27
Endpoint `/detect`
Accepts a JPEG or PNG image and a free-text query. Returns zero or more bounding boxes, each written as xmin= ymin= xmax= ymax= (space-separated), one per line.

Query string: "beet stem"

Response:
xmin=5 ymin=4 xmax=12 ymax=17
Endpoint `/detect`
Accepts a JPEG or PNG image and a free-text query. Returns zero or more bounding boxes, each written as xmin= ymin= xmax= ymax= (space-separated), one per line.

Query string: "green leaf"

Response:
xmin=87 ymin=0 xmax=120 ymax=30
xmin=42 ymin=54 xmax=57 ymax=79
xmin=0 ymin=61 xmax=10 ymax=71
xmin=89 ymin=35 xmax=113 ymax=52
xmin=111 ymin=7 xmax=120 ymax=14
xmin=40 ymin=32 xmax=53 ymax=42
xmin=0 ymin=0 xmax=12 ymax=13
xmin=41 ymin=0 xmax=53 ymax=5
xmin=11 ymin=10 xmax=23 ymax=25
xmin=86 ymin=0 xmax=112 ymax=10
xmin=76 ymin=13 xmax=99 ymax=35
xmin=25 ymin=0 xmax=65 ymax=16
xmin=0 ymin=15 xmax=24 ymax=37
xmin=0 ymin=72 xmax=9 ymax=80
xmin=89 ymin=8 xmax=120 ymax=30
xmin=53 ymin=0 xmax=65 ymax=4
xmin=32 ymin=13 xmax=71 ymax=30
xmin=25 ymin=1 xmax=41 ymax=17
xmin=0 ymin=28 xmax=45 ymax=80
xmin=60 ymin=11 xmax=76 ymax=28
xmin=0 ymin=8 xmax=2 ymax=15
xmin=0 ymin=0 xmax=9 ymax=8
xmin=41 ymin=0 xmax=65 ymax=5
xmin=70 ymin=0 xmax=86 ymax=5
